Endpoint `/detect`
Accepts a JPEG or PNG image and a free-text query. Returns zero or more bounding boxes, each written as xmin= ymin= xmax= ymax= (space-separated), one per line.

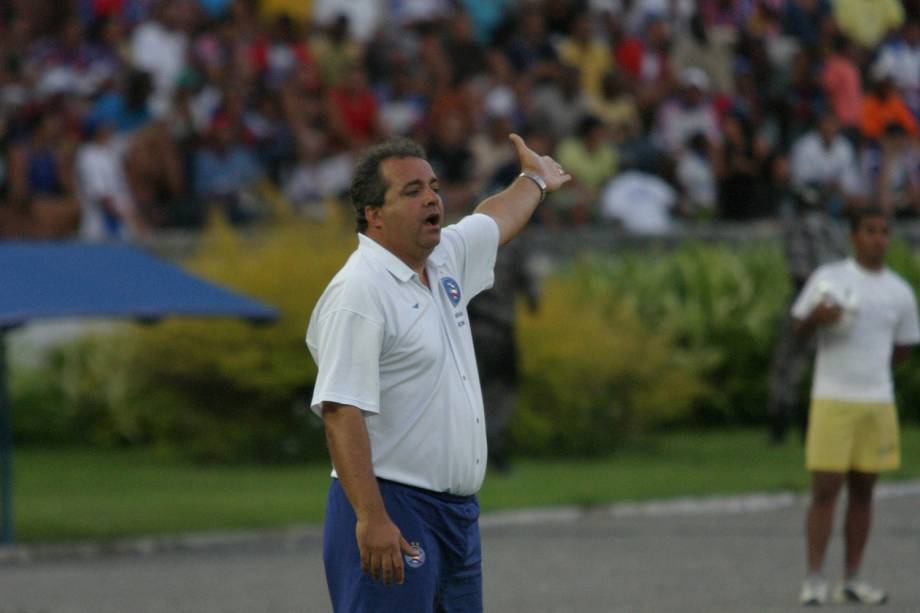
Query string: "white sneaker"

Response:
xmin=800 ymin=578 xmax=829 ymax=606
xmin=833 ymin=580 xmax=888 ymax=605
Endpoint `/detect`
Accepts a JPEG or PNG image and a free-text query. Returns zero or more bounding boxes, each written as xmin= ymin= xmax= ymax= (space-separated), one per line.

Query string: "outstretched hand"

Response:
xmin=509 ymin=133 xmax=572 ymax=192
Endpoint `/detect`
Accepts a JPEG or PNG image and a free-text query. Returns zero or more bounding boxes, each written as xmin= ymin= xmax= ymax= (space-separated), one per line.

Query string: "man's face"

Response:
xmin=851 ymin=215 xmax=890 ymax=269
xmin=367 ymin=156 xmax=444 ymax=267
xmin=818 ymin=116 xmax=838 ymax=143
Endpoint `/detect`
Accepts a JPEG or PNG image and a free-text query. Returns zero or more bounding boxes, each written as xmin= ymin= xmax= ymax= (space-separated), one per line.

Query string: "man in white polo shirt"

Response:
xmin=793 ymin=207 xmax=919 ymax=606
xmin=307 ymin=135 xmax=570 ymax=612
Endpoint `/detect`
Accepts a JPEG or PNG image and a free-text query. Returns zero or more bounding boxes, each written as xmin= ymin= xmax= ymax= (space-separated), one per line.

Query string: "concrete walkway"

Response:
xmin=1 ymin=483 xmax=918 ymax=613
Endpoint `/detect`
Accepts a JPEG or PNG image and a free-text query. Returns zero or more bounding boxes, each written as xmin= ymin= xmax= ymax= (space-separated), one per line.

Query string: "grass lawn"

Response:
xmin=12 ymin=426 xmax=920 ymax=543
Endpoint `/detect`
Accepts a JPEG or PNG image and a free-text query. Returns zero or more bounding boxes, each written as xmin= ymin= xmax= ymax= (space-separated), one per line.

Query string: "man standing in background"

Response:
xmin=793 ymin=208 xmax=919 ymax=606
xmin=468 ymin=235 xmax=540 ymax=473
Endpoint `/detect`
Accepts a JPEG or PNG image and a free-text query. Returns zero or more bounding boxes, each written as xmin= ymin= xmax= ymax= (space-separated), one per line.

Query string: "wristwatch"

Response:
xmin=518 ymin=171 xmax=546 ymax=203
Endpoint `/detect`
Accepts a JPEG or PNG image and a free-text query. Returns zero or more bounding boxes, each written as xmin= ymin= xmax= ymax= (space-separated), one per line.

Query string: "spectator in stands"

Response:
xmin=589 ymin=70 xmax=642 ymax=146
xmin=502 ymin=10 xmax=557 ymax=76
xmin=426 ymin=112 xmax=478 ymax=218
xmin=676 ymin=131 xmax=717 ymax=219
xmin=859 ymin=69 xmax=918 ymax=141
xmin=872 ymin=20 xmax=920 ymax=122
xmin=528 ymin=63 xmax=592 ymax=143
xmin=6 ymin=110 xmax=79 ymax=237
xmin=247 ymin=13 xmax=313 ymax=91
xmin=75 ymin=116 xmax=142 ymax=241
xmin=444 ymin=10 xmax=488 ymax=86
xmin=555 ymin=12 xmax=612 ymax=99
xmin=670 ymin=11 xmax=735 ymax=97
xmin=782 ymin=0 xmax=832 ymax=51
xmin=312 ymin=14 xmax=362 ymax=89
xmin=128 ymin=0 xmax=191 ymax=117
xmin=857 ymin=123 xmax=920 ymax=218
xmin=375 ymin=56 xmax=427 ymax=138
xmin=312 ymin=0 xmax=383 ymax=44
xmin=282 ymin=130 xmax=353 ymax=222
xmin=778 ymin=49 xmax=826 ymax=144
xmin=654 ymin=66 xmax=721 ymax=156
xmin=821 ymin=35 xmax=863 ymax=138
xmin=326 ymin=63 xmax=381 ymax=151
xmin=551 ymin=115 xmax=619 ymax=225
xmin=193 ymin=113 xmax=263 ymax=223
xmin=789 ymin=114 xmax=861 ymax=217
xmin=470 ymin=112 xmax=517 ymax=193
xmin=833 ymin=0 xmax=904 ymax=51
xmin=600 ymin=159 xmax=679 ymax=234
xmin=717 ymin=111 xmax=773 ymax=220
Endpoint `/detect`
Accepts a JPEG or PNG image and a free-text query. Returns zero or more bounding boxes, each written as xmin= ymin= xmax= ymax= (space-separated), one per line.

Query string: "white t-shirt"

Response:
xmin=600 ymin=170 xmax=677 ymax=234
xmin=75 ymin=140 xmax=135 ymax=241
xmin=792 ymin=258 xmax=920 ymax=403
xmin=307 ymin=214 xmax=499 ymax=495
xmin=789 ymin=132 xmax=861 ymax=196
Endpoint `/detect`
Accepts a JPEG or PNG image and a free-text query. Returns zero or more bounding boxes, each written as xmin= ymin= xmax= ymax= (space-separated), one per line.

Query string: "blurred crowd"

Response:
xmin=0 ymin=0 xmax=918 ymax=241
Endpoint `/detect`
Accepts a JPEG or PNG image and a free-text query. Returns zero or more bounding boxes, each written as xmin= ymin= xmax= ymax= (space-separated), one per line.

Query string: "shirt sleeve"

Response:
xmin=439 ymin=213 xmax=500 ymax=303
xmin=895 ymin=287 xmax=920 ymax=346
xmin=308 ymin=308 xmax=384 ymax=417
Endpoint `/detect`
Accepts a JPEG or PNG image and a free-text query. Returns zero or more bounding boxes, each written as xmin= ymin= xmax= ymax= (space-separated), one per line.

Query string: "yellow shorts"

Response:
xmin=805 ymin=398 xmax=900 ymax=473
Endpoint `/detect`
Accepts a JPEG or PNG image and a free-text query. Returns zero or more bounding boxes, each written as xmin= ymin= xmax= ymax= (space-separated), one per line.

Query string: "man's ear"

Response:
xmin=365 ymin=205 xmax=383 ymax=230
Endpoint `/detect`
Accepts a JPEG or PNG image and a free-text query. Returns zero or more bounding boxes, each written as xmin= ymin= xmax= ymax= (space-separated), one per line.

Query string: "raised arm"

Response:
xmin=322 ymin=402 xmax=417 ymax=585
xmin=474 ymin=133 xmax=571 ymax=246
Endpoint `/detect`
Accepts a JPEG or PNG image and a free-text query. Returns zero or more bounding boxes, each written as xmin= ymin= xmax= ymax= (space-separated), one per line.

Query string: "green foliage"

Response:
xmin=12 ymin=222 xmax=920 ymax=462
xmin=574 ymin=242 xmax=792 ymax=424
xmin=111 ymin=216 xmax=356 ymax=461
xmin=514 ymin=272 xmax=708 ymax=456
xmin=11 ymin=335 xmax=135 ymax=445
xmin=888 ymin=240 xmax=920 ymax=422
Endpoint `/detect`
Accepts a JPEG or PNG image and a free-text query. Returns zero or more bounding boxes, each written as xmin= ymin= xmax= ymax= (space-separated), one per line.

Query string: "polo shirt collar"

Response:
xmin=357 ymin=233 xmax=418 ymax=282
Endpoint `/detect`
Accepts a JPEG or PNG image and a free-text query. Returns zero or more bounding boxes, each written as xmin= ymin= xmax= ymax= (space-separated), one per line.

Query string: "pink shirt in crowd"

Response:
xmin=823 ymin=54 xmax=863 ymax=128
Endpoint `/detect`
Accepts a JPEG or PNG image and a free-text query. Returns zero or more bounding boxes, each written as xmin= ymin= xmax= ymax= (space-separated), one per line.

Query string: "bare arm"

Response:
xmin=322 ymin=402 xmax=416 ymax=585
xmin=794 ymin=302 xmax=844 ymax=340
xmin=475 ymin=133 xmax=571 ymax=246
xmin=892 ymin=345 xmax=914 ymax=368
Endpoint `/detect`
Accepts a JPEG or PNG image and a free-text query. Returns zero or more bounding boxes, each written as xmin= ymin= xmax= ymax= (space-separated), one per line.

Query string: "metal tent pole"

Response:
xmin=0 ymin=329 xmax=11 ymax=544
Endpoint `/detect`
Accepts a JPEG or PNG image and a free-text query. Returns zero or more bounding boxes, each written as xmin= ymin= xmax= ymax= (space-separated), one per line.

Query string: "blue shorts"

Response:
xmin=323 ymin=478 xmax=482 ymax=612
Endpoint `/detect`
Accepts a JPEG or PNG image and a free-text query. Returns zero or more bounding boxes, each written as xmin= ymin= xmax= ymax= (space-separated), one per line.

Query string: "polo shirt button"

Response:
xmin=462 ymin=375 xmax=467 ymax=381
xmin=476 ymin=459 xmax=480 ymax=464
xmin=476 ymin=418 xmax=480 ymax=424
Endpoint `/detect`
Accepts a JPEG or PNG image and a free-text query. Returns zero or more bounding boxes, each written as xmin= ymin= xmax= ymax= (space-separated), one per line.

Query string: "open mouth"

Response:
xmin=424 ymin=212 xmax=441 ymax=228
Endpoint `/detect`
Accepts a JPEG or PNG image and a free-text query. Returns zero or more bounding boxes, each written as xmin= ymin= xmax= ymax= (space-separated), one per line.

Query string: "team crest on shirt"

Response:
xmin=404 ymin=542 xmax=426 ymax=568
xmin=441 ymin=277 xmax=462 ymax=306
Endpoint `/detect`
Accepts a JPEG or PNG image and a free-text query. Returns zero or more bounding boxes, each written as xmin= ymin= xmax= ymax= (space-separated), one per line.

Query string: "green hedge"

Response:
xmin=11 ymin=220 xmax=920 ymax=461
xmin=13 ymin=216 xmax=355 ymax=461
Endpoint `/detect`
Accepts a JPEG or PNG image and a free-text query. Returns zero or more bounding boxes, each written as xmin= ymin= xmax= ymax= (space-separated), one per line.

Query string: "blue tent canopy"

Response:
xmin=0 ymin=242 xmax=277 ymax=326
xmin=0 ymin=241 xmax=279 ymax=545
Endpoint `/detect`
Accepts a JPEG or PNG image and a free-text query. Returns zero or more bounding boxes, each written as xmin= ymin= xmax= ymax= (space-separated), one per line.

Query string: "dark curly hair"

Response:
xmin=349 ymin=139 xmax=427 ymax=233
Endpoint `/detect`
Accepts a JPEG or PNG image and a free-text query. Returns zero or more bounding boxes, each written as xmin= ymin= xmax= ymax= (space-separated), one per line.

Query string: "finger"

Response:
xmin=369 ymin=552 xmax=381 ymax=582
xmin=397 ymin=537 xmax=416 ymax=586
xmin=394 ymin=550 xmax=406 ymax=585
xmin=400 ymin=536 xmax=417 ymax=556
xmin=381 ymin=553 xmax=394 ymax=586
xmin=360 ymin=546 xmax=369 ymax=574
xmin=509 ymin=133 xmax=529 ymax=157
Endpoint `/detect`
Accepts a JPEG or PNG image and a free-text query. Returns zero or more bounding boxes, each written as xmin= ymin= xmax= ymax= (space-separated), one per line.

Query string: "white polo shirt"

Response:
xmin=307 ymin=213 xmax=500 ymax=496
xmin=792 ymin=258 xmax=920 ymax=403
